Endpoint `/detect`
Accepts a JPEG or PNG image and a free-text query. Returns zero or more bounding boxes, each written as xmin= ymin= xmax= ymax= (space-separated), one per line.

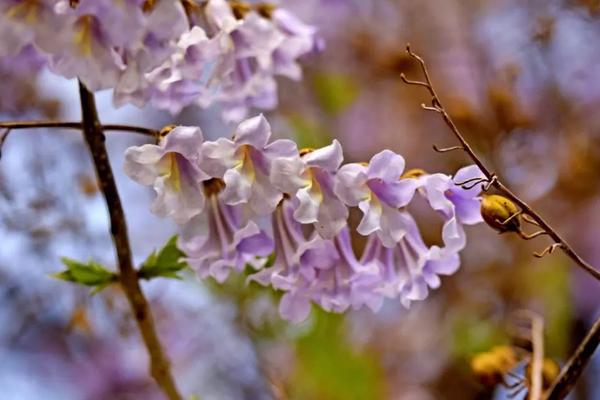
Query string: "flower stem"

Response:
xmin=78 ymin=81 xmax=182 ymax=400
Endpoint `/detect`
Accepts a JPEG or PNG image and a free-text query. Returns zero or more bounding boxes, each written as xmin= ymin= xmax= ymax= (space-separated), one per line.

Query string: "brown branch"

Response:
xmin=400 ymin=44 xmax=600 ymax=282
xmin=544 ymin=316 xmax=600 ymax=400
xmin=78 ymin=81 xmax=182 ymax=400
xmin=0 ymin=120 xmax=158 ymax=137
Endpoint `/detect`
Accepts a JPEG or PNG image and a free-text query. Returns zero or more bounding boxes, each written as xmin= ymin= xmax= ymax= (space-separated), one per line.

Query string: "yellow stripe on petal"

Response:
xmin=6 ymin=0 xmax=40 ymax=24
xmin=73 ymin=16 xmax=95 ymax=56
xmin=168 ymin=153 xmax=182 ymax=192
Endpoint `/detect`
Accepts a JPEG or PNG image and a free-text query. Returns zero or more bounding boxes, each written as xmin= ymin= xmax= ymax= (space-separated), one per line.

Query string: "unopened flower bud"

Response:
xmin=480 ymin=194 xmax=520 ymax=233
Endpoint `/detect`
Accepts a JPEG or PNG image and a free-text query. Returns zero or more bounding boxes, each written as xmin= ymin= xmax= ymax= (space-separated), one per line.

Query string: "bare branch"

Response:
xmin=400 ymin=45 xmax=600 ymax=282
xmin=545 ymin=315 xmax=600 ymax=399
xmin=0 ymin=120 xmax=158 ymax=137
xmin=78 ymin=82 xmax=182 ymax=400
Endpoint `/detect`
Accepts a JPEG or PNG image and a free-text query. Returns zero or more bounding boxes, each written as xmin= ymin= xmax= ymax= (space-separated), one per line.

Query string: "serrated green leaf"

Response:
xmin=139 ymin=236 xmax=188 ymax=280
xmin=53 ymin=257 xmax=117 ymax=293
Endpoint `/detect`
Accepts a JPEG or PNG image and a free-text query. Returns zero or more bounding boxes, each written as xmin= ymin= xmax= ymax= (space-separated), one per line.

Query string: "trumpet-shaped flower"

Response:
xmin=418 ymin=165 xmax=485 ymax=252
xmin=270 ymin=140 xmax=348 ymax=238
xmin=179 ymin=179 xmax=273 ymax=283
xmin=361 ymin=212 xmax=460 ymax=308
xmin=334 ymin=150 xmax=419 ymax=247
xmin=124 ymin=126 xmax=208 ymax=224
xmin=200 ymin=114 xmax=297 ymax=216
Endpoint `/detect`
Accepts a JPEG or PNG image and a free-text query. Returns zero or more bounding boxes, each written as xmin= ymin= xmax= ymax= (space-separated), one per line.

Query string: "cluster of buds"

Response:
xmin=124 ymin=114 xmax=486 ymax=322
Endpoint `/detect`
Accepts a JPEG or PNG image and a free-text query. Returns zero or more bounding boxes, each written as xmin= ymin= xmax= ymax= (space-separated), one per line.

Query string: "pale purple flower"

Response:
xmin=200 ymin=115 xmax=298 ymax=216
xmin=360 ymin=212 xmax=460 ymax=308
xmin=248 ymin=200 xmax=323 ymax=293
xmin=418 ymin=165 xmax=485 ymax=252
xmin=306 ymin=227 xmax=381 ymax=314
xmin=334 ymin=150 xmax=419 ymax=247
xmin=270 ymin=140 xmax=348 ymax=238
xmin=271 ymin=8 xmax=324 ymax=80
xmin=248 ymin=201 xmax=377 ymax=323
xmin=179 ymin=180 xmax=273 ymax=283
xmin=124 ymin=126 xmax=208 ymax=224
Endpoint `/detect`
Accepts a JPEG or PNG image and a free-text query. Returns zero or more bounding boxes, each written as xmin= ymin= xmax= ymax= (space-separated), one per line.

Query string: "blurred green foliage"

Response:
xmin=523 ymin=258 xmax=572 ymax=358
xmin=289 ymin=310 xmax=386 ymax=400
xmin=312 ymin=71 xmax=359 ymax=115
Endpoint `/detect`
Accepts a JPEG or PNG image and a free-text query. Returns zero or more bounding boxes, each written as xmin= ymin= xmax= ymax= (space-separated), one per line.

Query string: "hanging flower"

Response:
xmin=418 ymin=164 xmax=485 ymax=253
xmin=270 ymin=140 xmax=348 ymax=239
xmin=124 ymin=126 xmax=208 ymax=224
xmin=334 ymin=149 xmax=419 ymax=247
xmin=179 ymin=178 xmax=273 ymax=283
xmin=361 ymin=212 xmax=460 ymax=308
xmin=200 ymin=114 xmax=298 ymax=216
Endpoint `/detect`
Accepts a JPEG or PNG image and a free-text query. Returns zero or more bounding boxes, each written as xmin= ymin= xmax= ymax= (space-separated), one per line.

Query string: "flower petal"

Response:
xmin=233 ymin=114 xmax=271 ymax=148
xmin=357 ymin=198 xmax=382 ymax=236
xmin=367 ymin=150 xmax=405 ymax=181
xmin=123 ymin=144 xmax=165 ymax=185
xmin=303 ymin=139 xmax=343 ymax=172
xmin=334 ymin=163 xmax=369 ymax=206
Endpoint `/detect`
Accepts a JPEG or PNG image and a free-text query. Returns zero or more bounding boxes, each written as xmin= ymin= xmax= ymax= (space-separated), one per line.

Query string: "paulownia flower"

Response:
xmin=334 ymin=150 xmax=419 ymax=247
xmin=179 ymin=178 xmax=273 ymax=283
xmin=124 ymin=126 xmax=208 ymax=224
xmin=270 ymin=140 xmax=348 ymax=239
xmin=200 ymin=114 xmax=298 ymax=216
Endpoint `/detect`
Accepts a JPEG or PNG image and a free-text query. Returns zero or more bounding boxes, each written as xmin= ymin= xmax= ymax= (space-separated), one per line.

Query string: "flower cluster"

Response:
xmin=0 ymin=0 xmax=321 ymax=121
xmin=124 ymin=114 xmax=485 ymax=323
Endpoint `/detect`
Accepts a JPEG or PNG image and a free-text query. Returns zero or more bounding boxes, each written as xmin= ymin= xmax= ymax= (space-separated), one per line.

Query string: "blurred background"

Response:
xmin=1 ymin=0 xmax=600 ymax=399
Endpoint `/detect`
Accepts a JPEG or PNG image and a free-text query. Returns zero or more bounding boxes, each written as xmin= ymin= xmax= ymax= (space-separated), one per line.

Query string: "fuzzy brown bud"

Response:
xmin=480 ymin=194 xmax=521 ymax=233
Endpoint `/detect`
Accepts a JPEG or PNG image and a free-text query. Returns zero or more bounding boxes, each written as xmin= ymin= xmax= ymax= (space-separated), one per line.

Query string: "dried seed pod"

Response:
xmin=480 ymin=194 xmax=521 ymax=233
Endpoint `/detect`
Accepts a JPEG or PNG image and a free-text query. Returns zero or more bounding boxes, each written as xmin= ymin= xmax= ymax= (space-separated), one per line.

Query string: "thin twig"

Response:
xmin=545 ymin=315 xmax=600 ymax=399
xmin=78 ymin=82 xmax=182 ymax=400
xmin=0 ymin=120 xmax=158 ymax=137
xmin=400 ymin=44 xmax=600 ymax=282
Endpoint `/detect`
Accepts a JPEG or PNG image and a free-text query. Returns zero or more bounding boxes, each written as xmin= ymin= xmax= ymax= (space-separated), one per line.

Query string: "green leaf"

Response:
xmin=53 ymin=257 xmax=117 ymax=293
xmin=138 ymin=236 xmax=188 ymax=280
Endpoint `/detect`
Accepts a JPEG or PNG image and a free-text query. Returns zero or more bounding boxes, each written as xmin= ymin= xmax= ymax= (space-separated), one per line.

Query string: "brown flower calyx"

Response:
xmin=203 ymin=178 xmax=225 ymax=196
xmin=299 ymin=147 xmax=315 ymax=156
xmin=401 ymin=168 xmax=427 ymax=179
xmin=159 ymin=125 xmax=177 ymax=139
